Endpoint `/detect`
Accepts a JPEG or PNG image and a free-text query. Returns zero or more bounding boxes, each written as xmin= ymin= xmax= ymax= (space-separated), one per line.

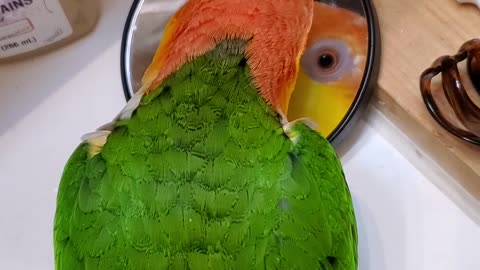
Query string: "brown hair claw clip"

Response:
xmin=420 ymin=38 xmax=480 ymax=146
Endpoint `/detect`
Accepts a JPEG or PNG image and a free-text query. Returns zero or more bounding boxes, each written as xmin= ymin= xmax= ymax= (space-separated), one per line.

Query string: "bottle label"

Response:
xmin=0 ymin=0 xmax=73 ymax=59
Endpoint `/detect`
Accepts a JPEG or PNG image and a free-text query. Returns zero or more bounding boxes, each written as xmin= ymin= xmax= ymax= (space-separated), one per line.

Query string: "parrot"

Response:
xmin=288 ymin=2 xmax=368 ymax=138
xmin=53 ymin=0 xmax=358 ymax=269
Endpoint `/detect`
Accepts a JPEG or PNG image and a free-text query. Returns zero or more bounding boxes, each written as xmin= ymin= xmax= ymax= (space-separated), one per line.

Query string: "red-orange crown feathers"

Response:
xmin=141 ymin=0 xmax=314 ymax=115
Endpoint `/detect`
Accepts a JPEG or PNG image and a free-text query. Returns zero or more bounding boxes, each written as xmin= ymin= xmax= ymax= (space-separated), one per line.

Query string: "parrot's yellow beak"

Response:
xmin=287 ymin=71 xmax=356 ymax=137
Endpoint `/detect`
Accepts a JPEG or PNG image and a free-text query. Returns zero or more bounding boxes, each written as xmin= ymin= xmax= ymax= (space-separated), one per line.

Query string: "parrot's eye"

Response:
xmin=317 ymin=51 xmax=336 ymax=70
xmin=301 ymin=39 xmax=353 ymax=83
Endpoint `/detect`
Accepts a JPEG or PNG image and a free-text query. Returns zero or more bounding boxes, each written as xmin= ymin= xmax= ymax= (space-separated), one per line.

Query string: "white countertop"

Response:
xmin=0 ymin=1 xmax=479 ymax=269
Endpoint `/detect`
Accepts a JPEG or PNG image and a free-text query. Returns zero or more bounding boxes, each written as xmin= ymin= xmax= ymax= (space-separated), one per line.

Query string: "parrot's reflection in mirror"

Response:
xmin=288 ymin=1 xmax=368 ymax=138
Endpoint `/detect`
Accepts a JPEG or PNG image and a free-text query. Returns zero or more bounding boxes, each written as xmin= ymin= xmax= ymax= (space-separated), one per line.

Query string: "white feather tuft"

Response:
xmin=81 ymin=130 xmax=112 ymax=143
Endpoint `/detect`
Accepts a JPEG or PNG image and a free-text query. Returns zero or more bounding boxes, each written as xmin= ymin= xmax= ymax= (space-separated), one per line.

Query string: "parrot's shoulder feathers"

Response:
xmin=283 ymin=117 xmax=319 ymax=143
xmin=81 ymin=88 xmax=147 ymax=156
xmin=80 ymin=130 xmax=111 ymax=157
xmin=79 ymin=39 xmax=248 ymax=157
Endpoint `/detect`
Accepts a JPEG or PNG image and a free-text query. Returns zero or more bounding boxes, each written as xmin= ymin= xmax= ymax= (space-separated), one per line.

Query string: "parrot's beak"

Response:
xmin=287 ymin=71 xmax=356 ymax=137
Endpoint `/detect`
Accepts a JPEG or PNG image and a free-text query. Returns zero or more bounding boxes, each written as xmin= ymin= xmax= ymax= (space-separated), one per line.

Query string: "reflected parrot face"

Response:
xmin=287 ymin=2 xmax=368 ymax=137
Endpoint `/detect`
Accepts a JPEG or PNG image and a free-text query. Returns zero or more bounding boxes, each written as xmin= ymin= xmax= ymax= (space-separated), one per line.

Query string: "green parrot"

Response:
xmin=53 ymin=0 xmax=358 ymax=269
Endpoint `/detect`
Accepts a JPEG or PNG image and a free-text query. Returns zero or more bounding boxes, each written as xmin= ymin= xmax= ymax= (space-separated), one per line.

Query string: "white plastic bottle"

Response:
xmin=0 ymin=0 xmax=100 ymax=63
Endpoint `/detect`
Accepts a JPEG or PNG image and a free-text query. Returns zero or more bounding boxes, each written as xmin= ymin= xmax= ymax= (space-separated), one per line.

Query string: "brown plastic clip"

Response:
xmin=420 ymin=38 xmax=480 ymax=146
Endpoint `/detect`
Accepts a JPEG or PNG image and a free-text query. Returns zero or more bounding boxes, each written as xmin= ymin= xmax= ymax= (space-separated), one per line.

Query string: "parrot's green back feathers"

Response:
xmin=54 ymin=40 xmax=357 ymax=269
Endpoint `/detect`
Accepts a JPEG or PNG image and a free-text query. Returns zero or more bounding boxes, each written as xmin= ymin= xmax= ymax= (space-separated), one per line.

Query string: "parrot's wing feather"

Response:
xmin=281 ymin=122 xmax=358 ymax=269
xmin=54 ymin=141 xmax=131 ymax=269
xmin=79 ymin=83 xmax=161 ymax=152
xmin=53 ymin=144 xmax=90 ymax=269
xmin=53 ymin=42 xmax=249 ymax=269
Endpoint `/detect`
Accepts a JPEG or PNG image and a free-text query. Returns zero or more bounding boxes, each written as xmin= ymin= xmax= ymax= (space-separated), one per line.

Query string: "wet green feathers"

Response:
xmin=54 ymin=40 xmax=357 ymax=269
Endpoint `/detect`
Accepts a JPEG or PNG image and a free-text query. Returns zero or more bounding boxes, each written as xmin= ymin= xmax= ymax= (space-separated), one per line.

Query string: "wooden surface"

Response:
xmin=372 ymin=0 xmax=480 ymax=198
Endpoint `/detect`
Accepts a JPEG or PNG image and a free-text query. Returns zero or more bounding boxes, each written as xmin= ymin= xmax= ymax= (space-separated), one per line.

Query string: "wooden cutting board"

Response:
xmin=371 ymin=0 xmax=480 ymax=198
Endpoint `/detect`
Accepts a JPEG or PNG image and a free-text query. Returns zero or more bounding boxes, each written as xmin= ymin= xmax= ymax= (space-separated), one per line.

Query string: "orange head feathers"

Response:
xmin=140 ymin=0 xmax=314 ymax=116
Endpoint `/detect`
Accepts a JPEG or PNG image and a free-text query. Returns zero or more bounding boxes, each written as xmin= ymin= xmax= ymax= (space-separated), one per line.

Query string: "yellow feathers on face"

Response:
xmin=287 ymin=2 xmax=368 ymax=137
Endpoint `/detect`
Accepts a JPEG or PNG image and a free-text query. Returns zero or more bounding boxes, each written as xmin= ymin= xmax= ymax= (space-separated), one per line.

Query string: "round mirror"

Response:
xmin=120 ymin=0 xmax=380 ymax=147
